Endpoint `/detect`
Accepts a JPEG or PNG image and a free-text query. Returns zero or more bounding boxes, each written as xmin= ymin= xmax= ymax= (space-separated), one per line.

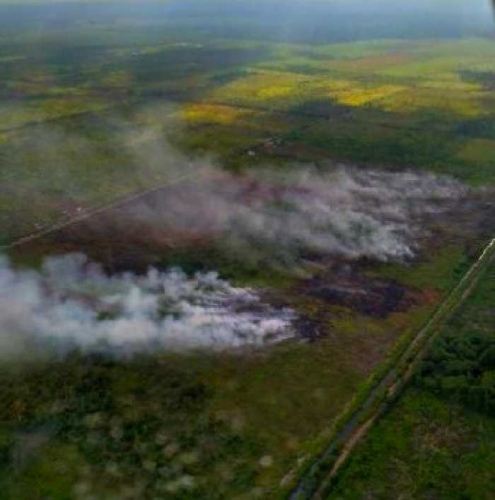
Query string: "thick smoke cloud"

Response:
xmin=0 ymin=164 xmax=466 ymax=361
xmin=97 ymin=108 xmax=468 ymax=268
xmin=125 ymin=165 xmax=467 ymax=268
xmin=0 ymin=254 xmax=294 ymax=360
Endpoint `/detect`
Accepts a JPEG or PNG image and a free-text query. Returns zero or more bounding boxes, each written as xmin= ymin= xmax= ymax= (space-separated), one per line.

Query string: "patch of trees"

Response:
xmin=457 ymin=117 xmax=495 ymax=139
xmin=459 ymin=70 xmax=495 ymax=90
xmin=418 ymin=328 xmax=495 ymax=416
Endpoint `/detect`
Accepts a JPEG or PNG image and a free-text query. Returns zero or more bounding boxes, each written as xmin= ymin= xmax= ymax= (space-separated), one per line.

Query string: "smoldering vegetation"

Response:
xmin=70 ymin=163 xmax=469 ymax=273
xmin=0 ymin=253 xmax=295 ymax=360
xmin=0 ymin=163 xmax=467 ymax=360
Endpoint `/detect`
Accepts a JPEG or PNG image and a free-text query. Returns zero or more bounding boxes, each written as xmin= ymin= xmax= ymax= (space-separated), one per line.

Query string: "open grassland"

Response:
xmin=2 ymin=34 xmax=495 ymax=244
xmin=326 ymin=256 xmax=495 ymax=500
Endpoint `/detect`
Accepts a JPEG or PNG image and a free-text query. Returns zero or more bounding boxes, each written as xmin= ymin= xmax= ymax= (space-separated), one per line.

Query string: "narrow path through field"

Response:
xmin=0 ymin=171 xmax=196 ymax=252
xmin=289 ymin=237 xmax=495 ymax=500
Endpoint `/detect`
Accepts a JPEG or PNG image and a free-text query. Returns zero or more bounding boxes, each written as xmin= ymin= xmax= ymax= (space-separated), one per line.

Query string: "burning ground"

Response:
xmin=134 ymin=165 xmax=467 ymax=265
xmin=0 ymin=253 xmax=295 ymax=359
xmin=2 ymin=161 xmax=478 ymax=360
xmin=19 ymin=163 xmax=470 ymax=271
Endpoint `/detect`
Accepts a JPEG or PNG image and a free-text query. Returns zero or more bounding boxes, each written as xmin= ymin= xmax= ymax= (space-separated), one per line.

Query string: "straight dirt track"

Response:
xmin=0 ymin=171 xmax=196 ymax=252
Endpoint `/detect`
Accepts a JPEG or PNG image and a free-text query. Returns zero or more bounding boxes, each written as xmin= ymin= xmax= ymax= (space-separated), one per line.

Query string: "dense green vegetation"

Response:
xmin=0 ymin=343 xmax=363 ymax=499
xmin=327 ymin=257 xmax=495 ymax=500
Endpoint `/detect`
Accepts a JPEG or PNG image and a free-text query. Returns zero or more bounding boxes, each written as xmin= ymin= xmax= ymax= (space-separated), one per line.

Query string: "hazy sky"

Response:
xmin=0 ymin=0 xmax=489 ymax=8
xmin=0 ymin=0 xmax=490 ymax=16
xmin=0 ymin=0 xmax=492 ymax=42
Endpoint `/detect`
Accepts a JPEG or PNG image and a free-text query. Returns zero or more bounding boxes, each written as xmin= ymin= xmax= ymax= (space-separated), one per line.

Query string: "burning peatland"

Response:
xmin=0 ymin=253 xmax=295 ymax=360
xmin=2 ymin=112 xmax=480 ymax=359
xmin=24 ymin=163 xmax=469 ymax=272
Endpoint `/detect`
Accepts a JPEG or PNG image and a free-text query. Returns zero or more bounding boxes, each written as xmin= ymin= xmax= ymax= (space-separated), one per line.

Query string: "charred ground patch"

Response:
xmin=300 ymin=263 xmax=414 ymax=319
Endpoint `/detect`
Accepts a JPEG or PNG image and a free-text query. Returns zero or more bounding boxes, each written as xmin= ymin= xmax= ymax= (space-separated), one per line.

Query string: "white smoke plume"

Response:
xmin=0 ymin=254 xmax=295 ymax=360
xmin=124 ymin=164 xmax=467 ymax=267
xmin=111 ymin=106 xmax=468 ymax=267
